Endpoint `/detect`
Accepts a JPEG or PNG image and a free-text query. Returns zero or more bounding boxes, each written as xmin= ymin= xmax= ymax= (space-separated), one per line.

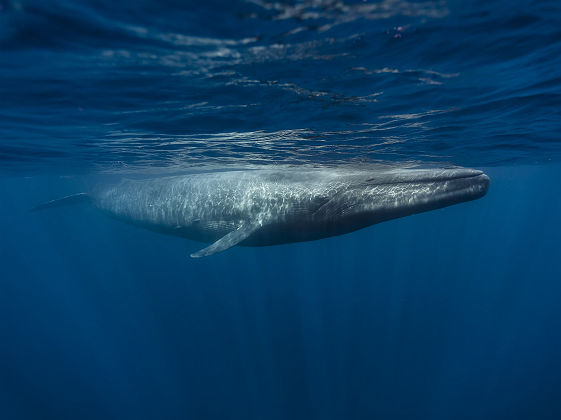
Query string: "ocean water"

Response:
xmin=1 ymin=1 xmax=561 ymax=419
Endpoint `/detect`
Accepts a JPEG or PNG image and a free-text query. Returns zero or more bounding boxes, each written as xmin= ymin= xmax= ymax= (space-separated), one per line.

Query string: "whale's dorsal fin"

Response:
xmin=190 ymin=222 xmax=261 ymax=258
xmin=30 ymin=193 xmax=90 ymax=212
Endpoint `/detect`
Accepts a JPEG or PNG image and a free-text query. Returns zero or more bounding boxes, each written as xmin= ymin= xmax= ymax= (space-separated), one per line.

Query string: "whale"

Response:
xmin=31 ymin=167 xmax=490 ymax=257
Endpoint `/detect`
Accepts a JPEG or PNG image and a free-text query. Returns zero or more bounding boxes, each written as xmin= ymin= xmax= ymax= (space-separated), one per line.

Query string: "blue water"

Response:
xmin=1 ymin=0 xmax=561 ymax=419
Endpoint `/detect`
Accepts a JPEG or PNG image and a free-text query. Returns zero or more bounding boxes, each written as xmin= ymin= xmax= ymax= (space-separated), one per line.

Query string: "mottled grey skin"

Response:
xmin=88 ymin=167 xmax=489 ymax=256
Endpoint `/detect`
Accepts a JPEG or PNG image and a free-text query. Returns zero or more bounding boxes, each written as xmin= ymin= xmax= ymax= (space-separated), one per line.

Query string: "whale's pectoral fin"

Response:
xmin=190 ymin=222 xmax=261 ymax=258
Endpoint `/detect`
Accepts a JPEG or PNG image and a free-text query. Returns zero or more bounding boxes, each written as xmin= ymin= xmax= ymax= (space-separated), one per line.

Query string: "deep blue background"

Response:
xmin=2 ymin=166 xmax=561 ymax=419
xmin=1 ymin=0 xmax=561 ymax=419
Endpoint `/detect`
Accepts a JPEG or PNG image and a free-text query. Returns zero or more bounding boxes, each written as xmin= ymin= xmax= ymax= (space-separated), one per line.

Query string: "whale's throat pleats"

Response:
xmin=190 ymin=221 xmax=262 ymax=258
xmin=312 ymin=190 xmax=358 ymax=219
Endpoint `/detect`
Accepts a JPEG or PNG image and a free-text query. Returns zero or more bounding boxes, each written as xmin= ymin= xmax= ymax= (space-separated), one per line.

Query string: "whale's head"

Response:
xmin=319 ymin=167 xmax=490 ymax=230
xmin=364 ymin=167 xmax=489 ymax=219
xmin=370 ymin=167 xmax=489 ymax=203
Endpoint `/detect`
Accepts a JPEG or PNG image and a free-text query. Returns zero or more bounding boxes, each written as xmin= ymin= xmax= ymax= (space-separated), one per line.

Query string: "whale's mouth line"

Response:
xmin=365 ymin=171 xmax=486 ymax=186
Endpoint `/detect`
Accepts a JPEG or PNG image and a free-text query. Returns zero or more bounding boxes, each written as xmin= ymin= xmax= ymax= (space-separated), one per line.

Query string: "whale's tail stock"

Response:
xmin=29 ymin=193 xmax=91 ymax=212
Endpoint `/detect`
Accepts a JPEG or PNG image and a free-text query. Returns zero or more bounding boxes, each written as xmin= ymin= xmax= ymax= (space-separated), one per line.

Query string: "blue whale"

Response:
xmin=32 ymin=167 xmax=490 ymax=257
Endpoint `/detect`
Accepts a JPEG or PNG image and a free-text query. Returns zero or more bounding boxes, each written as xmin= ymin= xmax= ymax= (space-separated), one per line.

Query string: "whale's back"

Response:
xmin=92 ymin=171 xmax=346 ymax=243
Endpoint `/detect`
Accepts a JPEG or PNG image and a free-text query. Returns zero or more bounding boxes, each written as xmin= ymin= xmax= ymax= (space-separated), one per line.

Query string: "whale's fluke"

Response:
xmin=190 ymin=222 xmax=262 ymax=258
xmin=30 ymin=193 xmax=90 ymax=212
